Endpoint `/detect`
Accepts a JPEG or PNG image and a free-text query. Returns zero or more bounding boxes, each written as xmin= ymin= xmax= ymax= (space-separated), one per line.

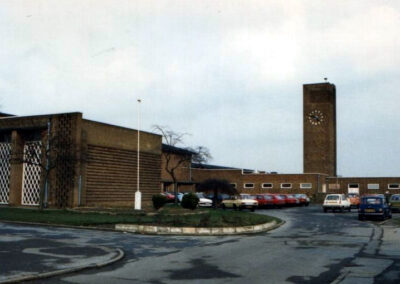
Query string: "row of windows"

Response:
xmin=232 ymin=183 xmax=313 ymax=189
xmin=232 ymin=182 xmax=400 ymax=190
xmin=347 ymin=183 xmax=400 ymax=190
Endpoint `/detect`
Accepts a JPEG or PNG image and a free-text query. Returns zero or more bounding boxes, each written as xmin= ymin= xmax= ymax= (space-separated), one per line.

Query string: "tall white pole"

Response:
xmin=135 ymin=99 xmax=142 ymax=210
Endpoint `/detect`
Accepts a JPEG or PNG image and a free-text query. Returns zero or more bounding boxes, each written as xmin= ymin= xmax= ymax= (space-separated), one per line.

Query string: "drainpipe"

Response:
xmin=44 ymin=118 xmax=51 ymax=208
xmin=78 ymin=175 xmax=82 ymax=206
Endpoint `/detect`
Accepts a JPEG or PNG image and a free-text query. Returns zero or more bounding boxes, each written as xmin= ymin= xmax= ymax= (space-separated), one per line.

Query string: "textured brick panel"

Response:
xmin=85 ymin=145 xmax=161 ymax=206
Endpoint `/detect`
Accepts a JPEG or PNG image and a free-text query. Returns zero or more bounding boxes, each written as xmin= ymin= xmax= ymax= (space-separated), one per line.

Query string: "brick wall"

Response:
xmin=326 ymin=177 xmax=400 ymax=195
xmin=192 ymin=169 xmax=324 ymax=195
xmin=85 ymin=145 xmax=160 ymax=207
xmin=81 ymin=119 xmax=162 ymax=208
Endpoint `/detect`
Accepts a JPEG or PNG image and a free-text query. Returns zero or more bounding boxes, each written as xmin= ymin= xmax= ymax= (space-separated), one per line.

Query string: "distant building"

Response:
xmin=192 ymin=83 xmax=400 ymax=199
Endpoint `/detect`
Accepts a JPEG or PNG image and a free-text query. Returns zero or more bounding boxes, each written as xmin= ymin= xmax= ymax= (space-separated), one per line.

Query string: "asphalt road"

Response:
xmin=2 ymin=205 xmax=399 ymax=284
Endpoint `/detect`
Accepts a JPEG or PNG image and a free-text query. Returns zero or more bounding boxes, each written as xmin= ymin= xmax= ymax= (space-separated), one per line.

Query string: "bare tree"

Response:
xmin=153 ymin=125 xmax=211 ymax=203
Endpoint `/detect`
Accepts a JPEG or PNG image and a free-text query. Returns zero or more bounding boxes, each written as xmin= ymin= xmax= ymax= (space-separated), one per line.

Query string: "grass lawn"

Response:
xmin=0 ymin=205 xmax=281 ymax=228
xmin=392 ymin=217 xmax=400 ymax=227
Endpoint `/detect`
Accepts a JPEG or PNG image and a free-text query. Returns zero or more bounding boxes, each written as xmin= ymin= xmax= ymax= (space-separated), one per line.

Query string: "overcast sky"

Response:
xmin=1 ymin=1 xmax=399 ymax=177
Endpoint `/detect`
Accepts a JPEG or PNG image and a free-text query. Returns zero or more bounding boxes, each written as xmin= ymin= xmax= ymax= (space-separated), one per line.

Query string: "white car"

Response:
xmin=323 ymin=194 xmax=351 ymax=212
xmin=195 ymin=192 xmax=213 ymax=207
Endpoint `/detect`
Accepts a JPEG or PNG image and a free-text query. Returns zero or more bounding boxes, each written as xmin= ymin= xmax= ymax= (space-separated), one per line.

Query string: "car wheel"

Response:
xmin=340 ymin=207 xmax=344 ymax=213
xmin=347 ymin=207 xmax=351 ymax=212
xmin=251 ymin=206 xmax=255 ymax=212
xmin=233 ymin=204 xmax=237 ymax=211
xmin=222 ymin=204 xmax=226 ymax=210
xmin=358 ymin=215 xmax=364 ymax=221
xmin=323 ymin=207 xmax=327 ymax=213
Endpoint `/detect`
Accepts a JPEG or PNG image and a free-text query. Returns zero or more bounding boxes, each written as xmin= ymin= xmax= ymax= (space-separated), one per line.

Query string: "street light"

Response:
xmin=135 ymin=99 xmax=142 ymax=210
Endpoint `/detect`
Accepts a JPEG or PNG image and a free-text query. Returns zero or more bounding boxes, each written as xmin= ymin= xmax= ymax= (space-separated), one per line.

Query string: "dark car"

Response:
xmin=358 ymin=195 xmax=392 ymax=221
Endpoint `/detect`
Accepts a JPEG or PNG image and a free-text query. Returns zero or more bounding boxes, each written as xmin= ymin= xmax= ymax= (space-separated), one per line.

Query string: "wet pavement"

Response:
xmin=1 ymin=205 xmax=399 ymax=283
xmin=0 ymin=225 xmax=123 ymax=283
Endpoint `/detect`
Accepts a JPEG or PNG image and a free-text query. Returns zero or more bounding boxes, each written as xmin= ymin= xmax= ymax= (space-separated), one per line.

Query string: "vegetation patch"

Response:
xmin=392 ymin=218 xmax=400 ymax=227
xmin=0 ymin=205 xmax=281 ymax=228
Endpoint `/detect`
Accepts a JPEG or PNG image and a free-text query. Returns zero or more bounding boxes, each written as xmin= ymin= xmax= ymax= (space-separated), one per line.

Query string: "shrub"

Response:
xmin=152 ymin=194 xmax=167 ymax=210
xmin=181 ymin=193 xmax=199 ymax=210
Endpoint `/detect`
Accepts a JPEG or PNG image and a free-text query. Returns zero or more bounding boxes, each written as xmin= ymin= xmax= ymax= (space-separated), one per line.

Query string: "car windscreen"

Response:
xmin=326 ymin=195 xmax=339 ymax=200
xmin=390 ymin=195 xmax=400 ymax=201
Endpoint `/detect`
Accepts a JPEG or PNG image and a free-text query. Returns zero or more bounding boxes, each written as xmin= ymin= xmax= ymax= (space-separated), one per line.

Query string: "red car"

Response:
xmin=254 ymin=194 xmax=275 ymax=208
xmin=268 ymin=194 xmax=286 ymax=208
xmin=294 ymin=194 xmax=310 ymax=206
xmin=161 ymin=192 xmax=175 ymax=202
xmin=280 ymin=194 xmax=299 ymax=206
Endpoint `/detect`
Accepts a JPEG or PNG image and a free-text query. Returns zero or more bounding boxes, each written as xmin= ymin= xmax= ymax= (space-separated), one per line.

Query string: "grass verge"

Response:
xmin=392 ymin=217 xmax=400 ymax=227
xmin=0 ymin=205 xmax=281 ymax=228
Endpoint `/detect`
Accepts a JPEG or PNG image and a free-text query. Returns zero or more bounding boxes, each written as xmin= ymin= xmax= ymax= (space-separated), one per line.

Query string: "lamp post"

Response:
xmin=135 ymin=99 xmax=142 ymax=210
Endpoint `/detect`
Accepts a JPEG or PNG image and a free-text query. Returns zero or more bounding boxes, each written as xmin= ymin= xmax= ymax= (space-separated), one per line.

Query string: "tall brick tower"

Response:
xmin=303 ymin=82 xmax=336 ymax=176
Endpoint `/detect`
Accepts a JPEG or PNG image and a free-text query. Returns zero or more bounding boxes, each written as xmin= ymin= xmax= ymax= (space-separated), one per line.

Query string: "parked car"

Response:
xmin=389 ymin=194 xmax=400 ymax=213
xmin=205 ymin=193 xmax=230 ymax=206
xmin=323 ymin=194 xmax=351 ymax=212
xmin=347 ymin=193 xmax=360 ymax=209
xmin=195 ymin=192 xmax=213 ymax=207
xmin=269 ymin=194 xmax=286 ymax=208
xmin=160 ymin=192 xmax=175 ymax=202
xmin=268 ymin=194 xmax=286 ymax=208
xmin=358 ymin=195 xmax=392 ymax=221
xmin=280 ymin=194 xmax=298 ymax=206
xmin=176 ymin=192 xmax=185 ymax=202
xmin=294 ymin=194 xmax=310 ymax=206
xmin=221 ymin=195 xmax=258 ymax=211
xmin=253 ymin=194 xmax=275 ymax=208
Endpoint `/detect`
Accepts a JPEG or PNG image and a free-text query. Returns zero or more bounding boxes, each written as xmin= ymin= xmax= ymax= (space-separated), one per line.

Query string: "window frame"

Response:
xmin=243 ymin=183 xmax=255 ymax=189
xmin=280 ymin=183 xmax=292 ymax=189
xmin=300 ymin=183 xmax=312 ymax=189
xmin=348 ymin=183 xmax=359 ymax=189
xmin=367 ymin=183 xmax=380 ymax=190
xmin=388 ymin=183 xmax=400 ymax=190
xmin=261 ymin=183 xmax=273 ymax=189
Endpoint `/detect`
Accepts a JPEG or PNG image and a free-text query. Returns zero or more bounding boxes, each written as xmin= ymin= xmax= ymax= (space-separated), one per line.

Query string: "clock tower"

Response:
xmin=303 ymin=82 xmax=337 ymax=176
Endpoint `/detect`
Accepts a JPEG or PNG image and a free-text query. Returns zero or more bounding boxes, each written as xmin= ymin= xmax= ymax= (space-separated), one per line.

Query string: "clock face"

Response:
xmin=308 ymin=109 xmax=324 ymax=125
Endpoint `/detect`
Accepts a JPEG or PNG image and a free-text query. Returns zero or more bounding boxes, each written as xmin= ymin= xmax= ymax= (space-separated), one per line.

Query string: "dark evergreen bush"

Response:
xmin=181 ymin=193 xmax=199 ymax=210
xmin=152 ymin=194 xmax=167 ymax=210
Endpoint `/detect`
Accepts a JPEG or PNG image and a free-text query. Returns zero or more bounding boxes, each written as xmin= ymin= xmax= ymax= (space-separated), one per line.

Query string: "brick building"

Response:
xmin=0 ymin=112 xmax=161 ymax=209
xmin=191 ymin=82 xmax=400 ymax=199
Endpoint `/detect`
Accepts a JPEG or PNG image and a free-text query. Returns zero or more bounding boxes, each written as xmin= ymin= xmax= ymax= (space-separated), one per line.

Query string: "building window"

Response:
xmin=242 ymin=169 xmax=255 ymax=174
xmin=329 ymin=183 xmax=340 ymax=190
xmin=262 ymin=183 xmax=273 ymax=189
xmin=230 ymin=183 xmax=237 ymax=189
xmin=348 ymin=183 xmax=359 ymax=189
xmin=388 ymin=183 xmax=400 ymax=189
xmin=244 ymin=183 xmax=254 ymax=189
xmin=368 ymin=184 xmax=379 ymax=190
xmin=280 ymin=183 xmax=292 ymax=189
xmin=300 ymin=183 xmax=312 ymax=189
